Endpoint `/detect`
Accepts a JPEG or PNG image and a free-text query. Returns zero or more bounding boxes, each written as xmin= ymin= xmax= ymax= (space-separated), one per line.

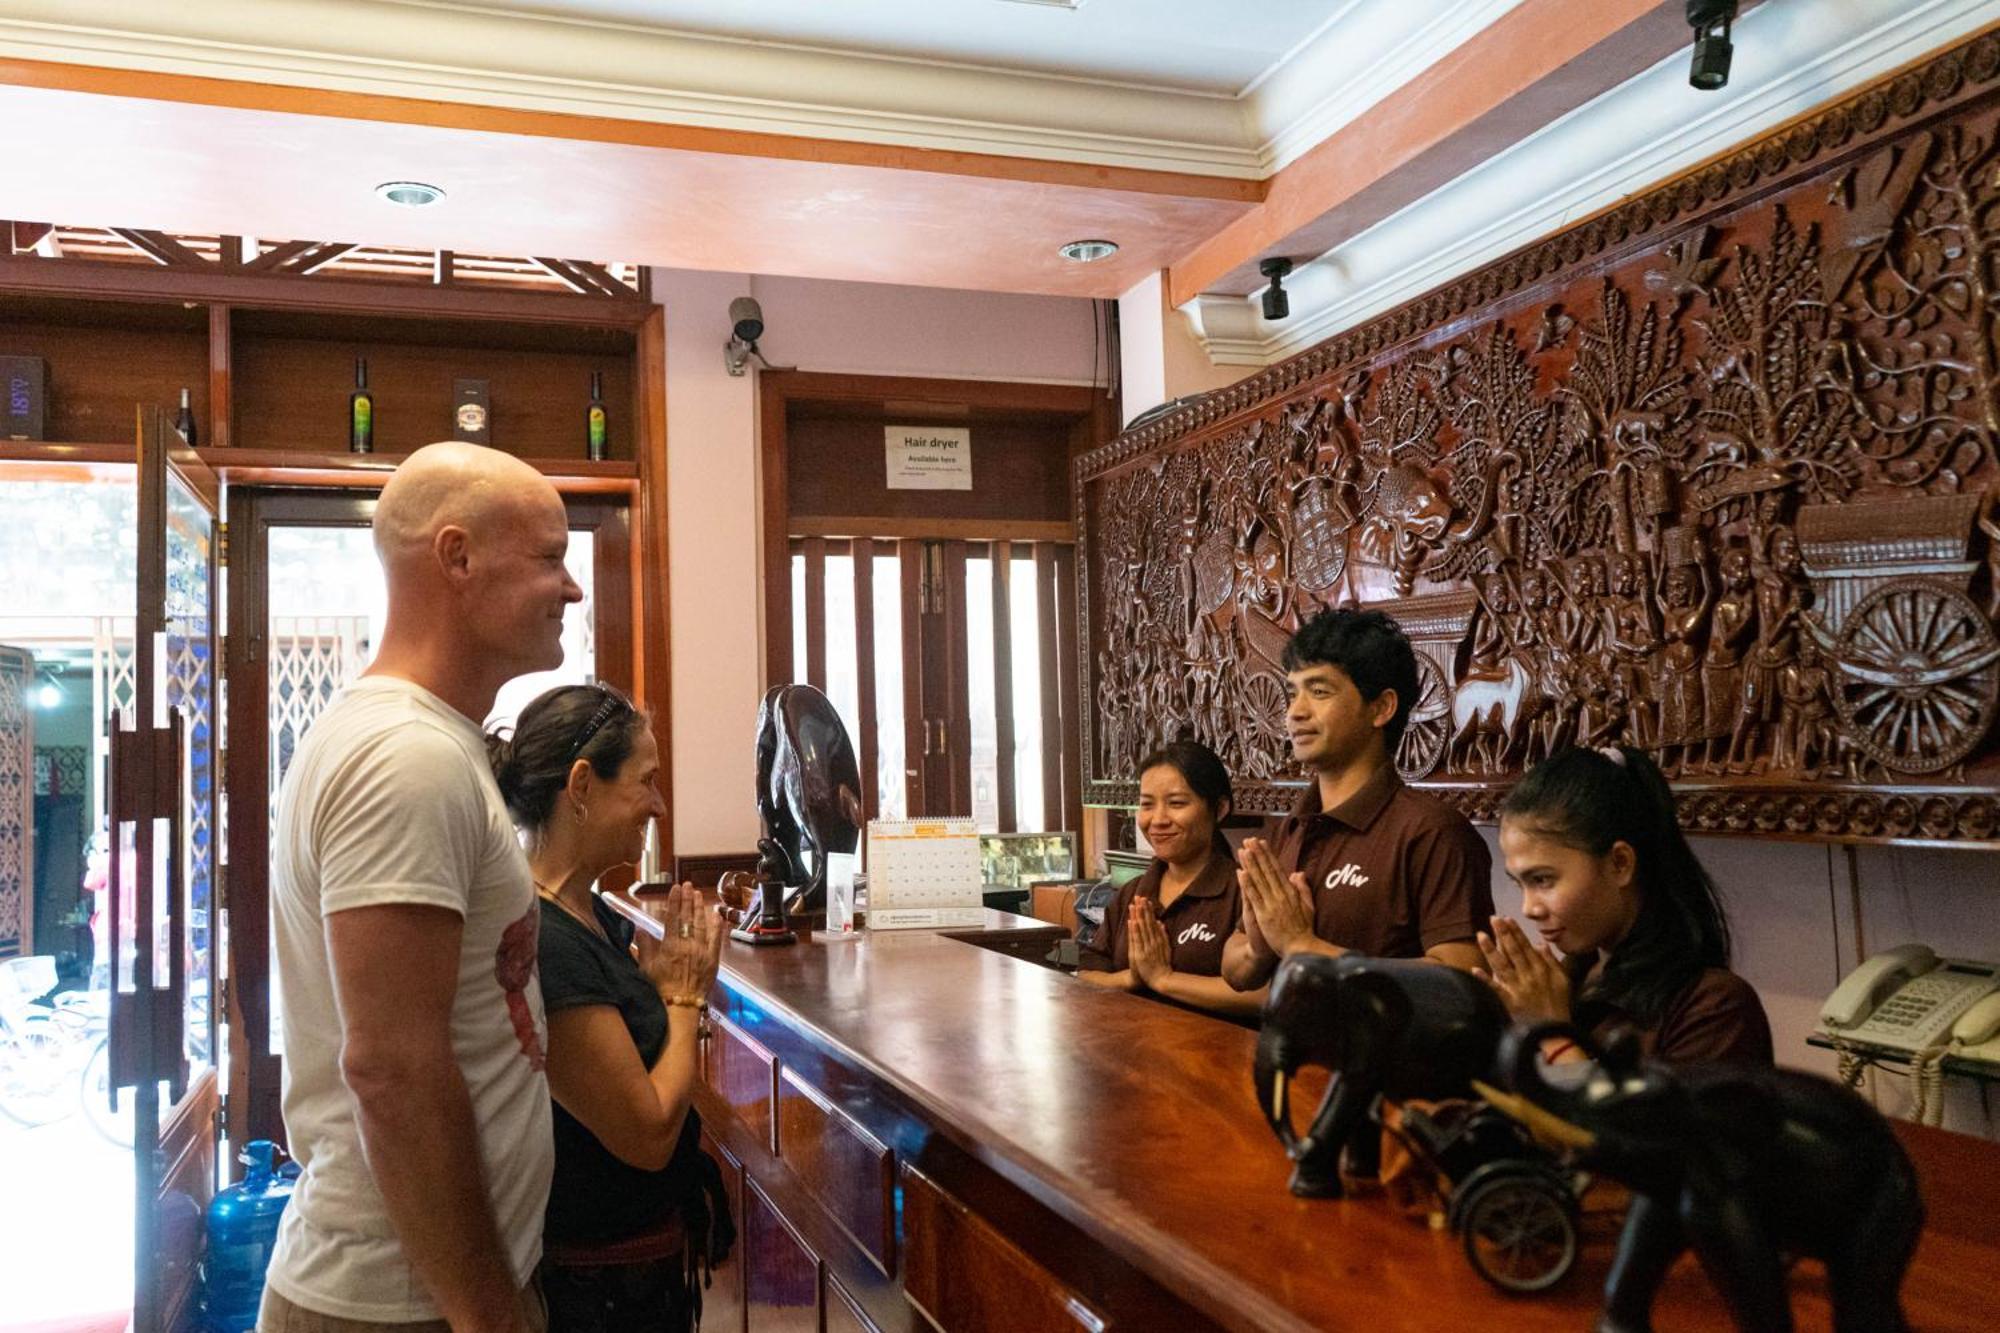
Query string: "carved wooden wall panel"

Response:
xmin=1078 ymin=32 xmax=2000 ymax=847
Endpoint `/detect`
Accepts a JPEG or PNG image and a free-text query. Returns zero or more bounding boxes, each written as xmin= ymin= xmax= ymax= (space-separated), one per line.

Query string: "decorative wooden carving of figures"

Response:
xmin=1605 ymin=551 xmax=1660 ymax=748
xmin=1775 ymin=632 xmax=1838 ymax=779
xmin=1077 ymin=30 xmax=2000 ymax=845
xmin=1700 ymin=545 xmax=1758 ymax=776
xmin=1735 ymin=526 xmax=1811 ymax=773
xmin=1654 ymin=534 xmax=1712 ymax=778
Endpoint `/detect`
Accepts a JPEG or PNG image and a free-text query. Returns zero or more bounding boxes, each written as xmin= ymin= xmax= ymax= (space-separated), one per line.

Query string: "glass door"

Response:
xmin=0 ymin=449 xmax=139 ymax=1328
xmin=223 ymin=489 xmax=628 ymax=1151
xmin=109 ymin=405 xmax=220 ymax=1333
xmin=789 ymin=536 xmax=1081 ymax=832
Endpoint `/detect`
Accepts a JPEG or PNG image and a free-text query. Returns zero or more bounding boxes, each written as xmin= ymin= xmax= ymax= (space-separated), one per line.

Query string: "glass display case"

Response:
xmin=979 ymin=831 xmax=1078 ymax=895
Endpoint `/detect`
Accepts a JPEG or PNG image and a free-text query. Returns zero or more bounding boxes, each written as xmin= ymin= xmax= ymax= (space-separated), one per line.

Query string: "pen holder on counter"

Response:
xmin=727 ymin=837 xmax=799 ymax=946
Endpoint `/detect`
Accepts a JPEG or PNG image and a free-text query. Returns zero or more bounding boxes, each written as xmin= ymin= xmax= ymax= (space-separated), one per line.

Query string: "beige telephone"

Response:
xmin=1820 ymin=944 xmax=2000 ymax=1059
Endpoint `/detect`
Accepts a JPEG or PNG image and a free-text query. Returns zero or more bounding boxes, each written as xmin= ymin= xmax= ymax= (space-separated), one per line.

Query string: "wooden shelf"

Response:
xmin=230 ymin=306 xmax=637 ymax=355
xmin=0 ymin=439 xmax=135 ymax=479
xmin=195 ymin=447 xmax=637 ymax=494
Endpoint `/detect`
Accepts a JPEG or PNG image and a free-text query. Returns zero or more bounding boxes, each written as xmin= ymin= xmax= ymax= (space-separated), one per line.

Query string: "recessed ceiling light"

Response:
xmin=375 ymin=181 xmax=446 ymax=208
xmin=1059 ymin=238 xmax=1119 ymax=263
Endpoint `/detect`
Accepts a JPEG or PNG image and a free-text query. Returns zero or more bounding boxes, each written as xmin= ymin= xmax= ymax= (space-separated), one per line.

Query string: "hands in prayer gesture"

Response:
xmin=1126 ymin=897 xmax=1173 ymax=989
xmin=1473 ymin=915 xmax=1571 ymax=1026
xmin=1236 ymin=837 xmax=1315 ymax=960
xmin=636 ymin=882 xmax=726 ymax=1005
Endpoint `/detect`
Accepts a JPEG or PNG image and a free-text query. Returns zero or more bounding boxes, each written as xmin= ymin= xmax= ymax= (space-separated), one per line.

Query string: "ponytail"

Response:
xmin=1499 ymin=745 xmax=1730 ymax=1025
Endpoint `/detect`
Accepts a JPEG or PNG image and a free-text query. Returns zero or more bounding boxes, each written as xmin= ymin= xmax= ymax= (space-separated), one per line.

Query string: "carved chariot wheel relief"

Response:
xmin=1395 ymin=654 xmax=1452 ymax=782
xmin=1831 ymin=581 xmax=2000 ymax=776
xmin=1240 ymin=672 xmax=1291 ymax=776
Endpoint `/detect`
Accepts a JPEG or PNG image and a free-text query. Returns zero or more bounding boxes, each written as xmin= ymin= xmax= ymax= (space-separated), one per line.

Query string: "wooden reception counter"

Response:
xmin=690 ymin=912 xmax=1994 ymax=1332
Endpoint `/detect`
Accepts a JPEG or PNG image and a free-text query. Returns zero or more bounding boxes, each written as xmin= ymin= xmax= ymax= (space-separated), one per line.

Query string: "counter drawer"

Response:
xmin=900 ymin=1162 xmax=1106 ymax=1333
xmin=777 ymin=1067 xmax=897 ymax=1273
xmin=705 ymin=1012 xmax=777 ymax=1153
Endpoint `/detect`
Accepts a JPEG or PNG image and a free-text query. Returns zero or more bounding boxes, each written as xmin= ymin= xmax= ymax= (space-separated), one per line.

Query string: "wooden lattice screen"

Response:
xmin=0 ymin=646 xmax=34 ymax=956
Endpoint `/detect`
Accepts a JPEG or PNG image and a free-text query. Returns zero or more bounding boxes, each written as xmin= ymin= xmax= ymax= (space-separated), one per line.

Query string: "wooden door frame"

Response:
xmin=756 ymin=369 xmax=1110 ymax=691
xmin=126 ymin=406 xmax=224 ymax=1333
xmin=222 ymin=485 xmax=638 ymax=1151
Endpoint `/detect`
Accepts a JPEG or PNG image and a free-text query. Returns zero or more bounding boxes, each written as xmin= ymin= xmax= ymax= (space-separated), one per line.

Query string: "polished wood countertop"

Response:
xmin=713 ymin=913 xmax=1995 ymax=1332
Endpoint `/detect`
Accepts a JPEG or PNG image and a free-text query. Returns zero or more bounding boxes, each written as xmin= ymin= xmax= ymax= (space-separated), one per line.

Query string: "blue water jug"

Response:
xmin=201 ymin=1140 xmax=295 ymax=1332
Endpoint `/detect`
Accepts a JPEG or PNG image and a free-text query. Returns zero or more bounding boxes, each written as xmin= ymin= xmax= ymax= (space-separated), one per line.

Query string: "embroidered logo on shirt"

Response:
xmin=1324 ymin=862 xmax=1371 ymax=890
xmin=1176 ymin=922 xmax=1219 ymax=946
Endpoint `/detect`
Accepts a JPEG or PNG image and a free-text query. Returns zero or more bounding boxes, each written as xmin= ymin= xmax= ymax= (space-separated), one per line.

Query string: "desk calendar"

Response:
xmin=864 ymin=818 xmax=983 ymax=929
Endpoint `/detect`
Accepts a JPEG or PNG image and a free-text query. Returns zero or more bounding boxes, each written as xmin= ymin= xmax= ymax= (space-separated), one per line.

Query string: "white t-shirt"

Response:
xmin=265 ymin=676 xmax=552 ymax=1322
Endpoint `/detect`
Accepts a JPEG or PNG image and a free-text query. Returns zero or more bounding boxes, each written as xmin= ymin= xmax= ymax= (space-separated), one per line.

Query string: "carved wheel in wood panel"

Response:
xmin=1831 ymin=581 xmax=2000 ymax=775
xmin=1241 ymin=672 xmax=1291 ymax=772
xmin=1395 ymin=655 xmax=1451 ymax=782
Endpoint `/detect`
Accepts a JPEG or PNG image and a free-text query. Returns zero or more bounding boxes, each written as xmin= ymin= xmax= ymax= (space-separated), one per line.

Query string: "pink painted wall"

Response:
xmin=658 ymin=269 xmax=1100 ymax=855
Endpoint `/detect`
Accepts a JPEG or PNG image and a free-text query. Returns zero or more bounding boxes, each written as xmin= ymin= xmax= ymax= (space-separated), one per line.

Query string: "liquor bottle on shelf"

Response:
xmin=349 ymin=358 xmax=373 ymax=454
xmin=586 ymin=370 xmax=608 ymax=461
xmin=173 ymin=387 xmax=197 ymax=446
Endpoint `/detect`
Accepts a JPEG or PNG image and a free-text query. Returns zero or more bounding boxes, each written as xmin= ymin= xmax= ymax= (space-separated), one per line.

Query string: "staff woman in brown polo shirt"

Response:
xmin=1477 ymin=744 xmax=1772 ymax=1065
xmin=1077 ymin=741 xmax=1263 ymax=1018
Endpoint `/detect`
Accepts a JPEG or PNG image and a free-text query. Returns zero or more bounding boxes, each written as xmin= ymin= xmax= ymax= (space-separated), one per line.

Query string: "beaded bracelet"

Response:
xmin=665 ymin=995 xmax=709 ymax=1012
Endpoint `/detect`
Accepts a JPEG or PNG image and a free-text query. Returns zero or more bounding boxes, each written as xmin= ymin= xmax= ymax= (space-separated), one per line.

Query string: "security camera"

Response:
xmin=1687 ymin=0 xmax=1736 ymax=91
xmin=1259 ymin=257 xmax=1294 ymax=322
xmin=724 ymin=296 xmax=792 ymax=376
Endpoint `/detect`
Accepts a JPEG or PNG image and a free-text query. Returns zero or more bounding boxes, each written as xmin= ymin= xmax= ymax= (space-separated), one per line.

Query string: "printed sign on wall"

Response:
xmin=885 ymin=425 xmax=972 ymax=490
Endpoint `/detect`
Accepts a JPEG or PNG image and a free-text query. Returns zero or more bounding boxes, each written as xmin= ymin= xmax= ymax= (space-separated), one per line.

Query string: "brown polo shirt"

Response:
xmin=1261 ymin=764 xmax=1493 ymax=957
xmin=1077 ymin=841 xmax=1240 ymax=976
xmin=1575 ymin=963 xmax=1775 ymax=1066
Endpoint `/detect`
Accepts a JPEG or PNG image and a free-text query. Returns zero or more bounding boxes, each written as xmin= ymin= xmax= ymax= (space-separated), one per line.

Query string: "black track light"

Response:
xmin=1259 ymin=257 xmax=1294 ymax=322
xmin=1687 ymin=0 xmax=1737 ymax=92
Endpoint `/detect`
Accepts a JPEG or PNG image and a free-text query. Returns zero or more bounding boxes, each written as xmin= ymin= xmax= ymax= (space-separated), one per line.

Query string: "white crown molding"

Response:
xmin=1182 ymin=0 xmax=2000 ymax=368
xmin=1244 ymin=0 xmax=1529 ymax=174
xmin=0 ymin=0 xmax=1262 ymax=177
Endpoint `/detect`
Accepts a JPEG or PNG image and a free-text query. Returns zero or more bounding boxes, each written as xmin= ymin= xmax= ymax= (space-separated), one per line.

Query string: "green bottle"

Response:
xmin=586 ymin=370 xmax=607 ymax=461
xmin=349 ymin=358 xmax=373 ymax=454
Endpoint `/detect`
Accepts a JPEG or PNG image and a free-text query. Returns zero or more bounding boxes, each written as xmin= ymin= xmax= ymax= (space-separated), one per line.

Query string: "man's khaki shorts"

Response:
xmin=258 ymin=1277 xmax=546 ymax=1333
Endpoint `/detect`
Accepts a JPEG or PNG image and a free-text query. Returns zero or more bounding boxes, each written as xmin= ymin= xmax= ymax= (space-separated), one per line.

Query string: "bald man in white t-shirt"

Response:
xmin=263 ymin=443 xmax=582 ymax=1332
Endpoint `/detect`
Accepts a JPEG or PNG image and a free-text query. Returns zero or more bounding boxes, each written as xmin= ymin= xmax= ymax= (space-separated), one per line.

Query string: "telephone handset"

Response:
xmin=1819 ymin=944 xmax=2000 ymax=1056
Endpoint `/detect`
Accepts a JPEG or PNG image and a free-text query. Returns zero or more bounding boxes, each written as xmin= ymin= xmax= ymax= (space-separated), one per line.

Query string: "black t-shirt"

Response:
xmin=538 ymin=895 xmax=705 ymax=1245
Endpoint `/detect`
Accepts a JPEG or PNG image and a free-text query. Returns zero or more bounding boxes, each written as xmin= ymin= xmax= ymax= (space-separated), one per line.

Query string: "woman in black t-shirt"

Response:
xmin=487 ymin=685 xmax=731 ymax=1332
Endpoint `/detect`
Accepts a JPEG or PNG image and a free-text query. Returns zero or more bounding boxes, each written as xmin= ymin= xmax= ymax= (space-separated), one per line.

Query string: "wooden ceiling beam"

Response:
xmin=242 ymin=238 xmax=317 ymax=271
xmin=0 ymin=251 xmax=651 ymax=326
xmin=9 ymin=221 xmax=52 ymax=252
xmin=109 ymin=226 xmax=208 ymax=269
xmin=289 ymin=242 xmax=359 ymax=275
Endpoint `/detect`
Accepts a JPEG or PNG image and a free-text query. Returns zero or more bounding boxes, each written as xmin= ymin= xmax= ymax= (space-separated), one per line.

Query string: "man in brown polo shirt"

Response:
xmin=1222 ymin=608 xmax=1493 ymax=991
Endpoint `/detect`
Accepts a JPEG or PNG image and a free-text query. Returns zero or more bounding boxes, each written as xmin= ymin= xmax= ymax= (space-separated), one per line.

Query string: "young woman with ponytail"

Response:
xmin=1476 ymin=745 xmax=1773 ymax=1066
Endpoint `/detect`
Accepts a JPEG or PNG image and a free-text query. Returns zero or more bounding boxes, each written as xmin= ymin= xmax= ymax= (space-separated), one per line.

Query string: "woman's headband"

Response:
xmin=565 ymin=687 xmax=628 ymax=767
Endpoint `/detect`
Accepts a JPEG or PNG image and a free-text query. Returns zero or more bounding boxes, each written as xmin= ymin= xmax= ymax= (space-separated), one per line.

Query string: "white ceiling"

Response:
xmin=426 ymin=0 xmax=1355 ymax=95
